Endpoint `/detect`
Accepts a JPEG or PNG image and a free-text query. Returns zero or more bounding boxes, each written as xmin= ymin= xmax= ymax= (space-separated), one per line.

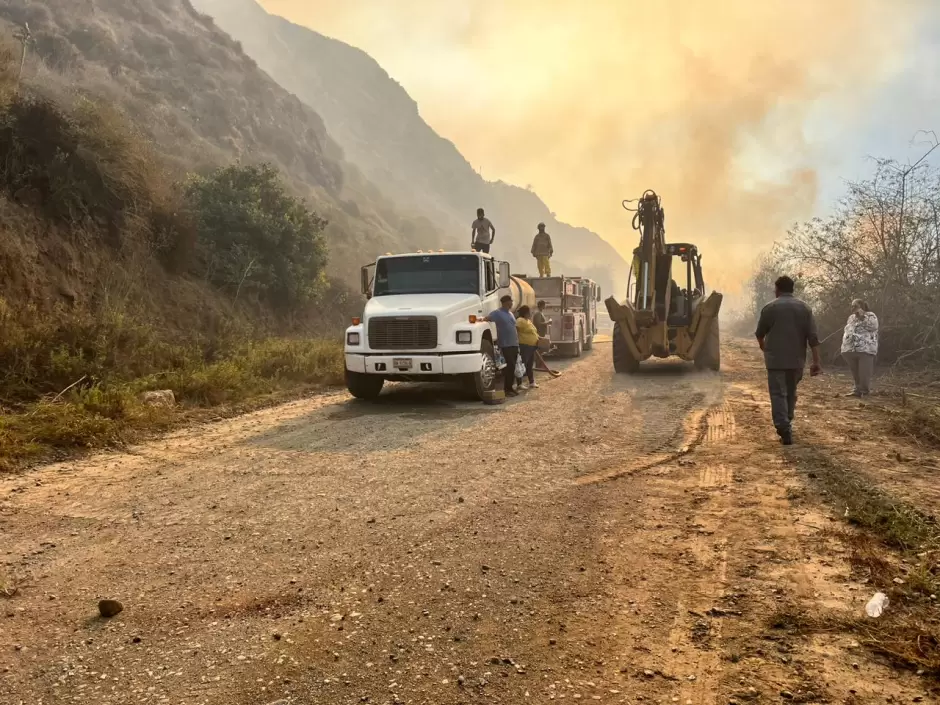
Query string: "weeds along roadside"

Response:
xmin=0 ymin=301 xmax=346 ymax=472
xmin=777 ymin=413 xmax=940 ymax=677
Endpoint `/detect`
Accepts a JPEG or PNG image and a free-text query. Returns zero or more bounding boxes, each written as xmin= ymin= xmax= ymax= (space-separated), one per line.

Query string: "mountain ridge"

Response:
xmin=191 ymin=0 xmax=627 ymax=297
xmin=0 ymin=0 xmax=456 ymax=288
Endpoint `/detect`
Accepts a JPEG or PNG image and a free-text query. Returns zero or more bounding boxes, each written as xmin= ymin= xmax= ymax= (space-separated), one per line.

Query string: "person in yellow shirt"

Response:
xmin=515 ymin=305 xmax=540 ymax=389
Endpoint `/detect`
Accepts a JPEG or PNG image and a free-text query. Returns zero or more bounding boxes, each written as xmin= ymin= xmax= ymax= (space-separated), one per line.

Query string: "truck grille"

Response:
xmin=368 ymin=316 xmax=438 ymax=350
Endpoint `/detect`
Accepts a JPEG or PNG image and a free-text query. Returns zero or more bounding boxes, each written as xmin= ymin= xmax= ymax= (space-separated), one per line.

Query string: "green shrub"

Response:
xmin=185 ymin=163 xmax=328 ymax=306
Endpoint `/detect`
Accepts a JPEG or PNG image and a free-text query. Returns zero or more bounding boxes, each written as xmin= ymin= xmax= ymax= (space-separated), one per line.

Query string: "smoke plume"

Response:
xmin=262 ymin=0 xmax=929 ymax=293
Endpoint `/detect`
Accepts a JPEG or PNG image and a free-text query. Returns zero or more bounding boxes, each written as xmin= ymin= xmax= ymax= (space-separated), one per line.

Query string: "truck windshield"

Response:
xmin=373 ymin=255 xmax=480 ymax=296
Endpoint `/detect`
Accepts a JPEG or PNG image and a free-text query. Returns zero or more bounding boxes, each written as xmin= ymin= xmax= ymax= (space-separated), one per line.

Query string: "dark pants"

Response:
xmin=472 ymin=242 xmax=491 ymax=254
xmin=520 ymin=344 xmax=536 ymax=384
xmin=502 ymin=346 xmax=519 ymax=393
xmin=767 ymin=368 xmax=803 ymax=434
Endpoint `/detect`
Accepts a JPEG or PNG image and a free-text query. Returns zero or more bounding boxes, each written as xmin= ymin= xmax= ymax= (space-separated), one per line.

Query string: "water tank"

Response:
xmin=505 ymin=275 xmax=536 ymax=313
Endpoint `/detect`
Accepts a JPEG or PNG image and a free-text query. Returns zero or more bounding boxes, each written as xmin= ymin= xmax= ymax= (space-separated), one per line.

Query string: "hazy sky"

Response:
xmin=261 ymin=0 xmax=940 ymax=291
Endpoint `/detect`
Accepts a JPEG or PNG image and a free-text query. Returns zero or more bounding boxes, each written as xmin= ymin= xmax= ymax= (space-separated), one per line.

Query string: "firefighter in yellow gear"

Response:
xmin=531 ymin=222 xmax=553 ymax=277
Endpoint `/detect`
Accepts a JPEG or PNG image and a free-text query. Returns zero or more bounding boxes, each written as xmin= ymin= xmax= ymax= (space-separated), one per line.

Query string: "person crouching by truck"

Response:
xmin=531 ymin=223 xmax=553 ymax=277
xmin=481 ymin=295 xmax=520 ymax=397
xmin=515 ymin=305 xmax=540 ymax=390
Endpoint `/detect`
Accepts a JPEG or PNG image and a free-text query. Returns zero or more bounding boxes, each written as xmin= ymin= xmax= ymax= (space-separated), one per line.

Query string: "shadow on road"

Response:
xmin=328 ymin=383 xmax=489 ymax=421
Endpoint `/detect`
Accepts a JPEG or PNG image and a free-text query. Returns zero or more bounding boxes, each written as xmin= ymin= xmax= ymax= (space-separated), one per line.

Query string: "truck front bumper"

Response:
xmin=345 ymin=353 xmax=483 ymax=376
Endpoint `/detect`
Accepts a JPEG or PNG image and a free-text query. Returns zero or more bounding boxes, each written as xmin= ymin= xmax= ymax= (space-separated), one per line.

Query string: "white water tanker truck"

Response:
xmin=344 ymin=250 xmax=535 ymax=400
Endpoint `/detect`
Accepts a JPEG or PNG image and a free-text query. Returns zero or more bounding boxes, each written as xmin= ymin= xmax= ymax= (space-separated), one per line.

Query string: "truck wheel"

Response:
xmin=584 ymin=335 xmax=593 ymax=351
xmin=468 ymin=339 xmax=498 ymax=400
xmin=612 ymin=322 xmax=640 ymax=374
xmin=694 ymin=319 xmax=721 ymax=371
xmin=572 ymin=339 xmax=582 ymax=357
xmin=346 ymin=370 xmax=385 ymax=399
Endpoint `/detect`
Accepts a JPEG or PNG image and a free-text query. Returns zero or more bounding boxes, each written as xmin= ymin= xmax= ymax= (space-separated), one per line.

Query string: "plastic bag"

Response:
xmin=865 ymin=592 xmax=889 ymax=618
xmin=494 ymin=345 xmax=506 ymax=370
xmin=515 ymin=354 xmax=526 ymax=380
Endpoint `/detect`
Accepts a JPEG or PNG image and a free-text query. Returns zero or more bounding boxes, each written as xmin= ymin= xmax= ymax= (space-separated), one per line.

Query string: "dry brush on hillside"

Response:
xmin=747 ymin=140 xmax=940 ymax=368
xmin=0 ymin=35 xmax=352 ymax=471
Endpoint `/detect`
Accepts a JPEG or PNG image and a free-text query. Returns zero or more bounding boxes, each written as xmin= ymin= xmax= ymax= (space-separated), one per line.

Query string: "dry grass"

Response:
xmin=0 ymin=336 xmax=344 ymax=472
xmin=885 ymin=395 xmax=940 ymax=449
xmin=768 ymin=603 xmax=940 ymax=676
xmin=801 ymin=449 xmax=937 ymax=551
xmin=793 ymin=442 xmax=940 ymax=677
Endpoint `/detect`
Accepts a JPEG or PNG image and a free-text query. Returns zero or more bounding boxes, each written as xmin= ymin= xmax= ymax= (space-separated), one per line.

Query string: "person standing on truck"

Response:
xmin=471 ymin=208 xmax=496 ymax=254
xmin=515 ymin=305 xmax=540 ymax=390
xmin=531 ymin=223 xmax=553 ymax=277
xmin=481 ymin=295 xmax=520 ymax=397
xmin=755 ymin=275 xmax=822 ymax=446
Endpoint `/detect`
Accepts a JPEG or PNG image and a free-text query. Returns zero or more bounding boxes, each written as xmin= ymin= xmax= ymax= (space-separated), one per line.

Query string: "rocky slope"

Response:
xmin=192 ymin=0 xmax=627 ymax=295
xmin=0 ymin=0 xmax=448 ymax=287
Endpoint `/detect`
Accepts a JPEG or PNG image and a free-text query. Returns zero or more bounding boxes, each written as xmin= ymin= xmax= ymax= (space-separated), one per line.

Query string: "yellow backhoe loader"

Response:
xmin=604 ymin=190 xmax=722 ymax=373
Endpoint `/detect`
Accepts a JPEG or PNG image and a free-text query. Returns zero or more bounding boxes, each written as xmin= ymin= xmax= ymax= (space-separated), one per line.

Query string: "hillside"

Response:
xmin=0 ymin=0 xmax=450 ymax=287
xmin=0 ymin=0 xmax=434 ymax=466
xmin=191 ymin=0 xmax=628 ymax=296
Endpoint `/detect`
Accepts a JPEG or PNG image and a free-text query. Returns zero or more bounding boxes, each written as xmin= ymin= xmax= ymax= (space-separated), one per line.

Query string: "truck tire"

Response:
xmin=612 ymin=322 xmax=640 ymax=374
xmin=468 ymin=339 xmax=499 ymax=400
xmin=584 ymin=335 xmax=594 ymax=351
xmin=346 ymin=370 xmax=385 ymax=399
xmin=694 ymin=319 xmax=721 ymax=371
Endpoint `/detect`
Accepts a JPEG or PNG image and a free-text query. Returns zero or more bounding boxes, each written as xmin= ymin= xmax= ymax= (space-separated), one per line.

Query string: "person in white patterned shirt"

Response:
xmin=840 ymin=299 xmax=879 ymax=397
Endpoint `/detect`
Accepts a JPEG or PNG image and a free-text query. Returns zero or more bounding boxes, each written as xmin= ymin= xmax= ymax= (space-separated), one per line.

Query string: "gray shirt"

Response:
xmin=472 ymin=217 xmax=495 ymax=245
xmin=532 ymin=310 xmax=548 ymax=337
xmin=755 ymin=294 xmax=820 ymax=370
xmin=488 ymin=307 xmax=519 ymax=348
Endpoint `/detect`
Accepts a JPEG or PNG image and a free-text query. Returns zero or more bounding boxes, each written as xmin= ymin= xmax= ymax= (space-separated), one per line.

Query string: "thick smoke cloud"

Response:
xmin=263 ymin=0 xmax=928 ymax=293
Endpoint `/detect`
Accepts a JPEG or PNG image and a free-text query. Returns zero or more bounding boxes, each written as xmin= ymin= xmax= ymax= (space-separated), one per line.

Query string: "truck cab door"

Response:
xmin=361 ymin=262 xmax=376 ymax=300
xmin=482 ymin=259 xmax=499 ymax=315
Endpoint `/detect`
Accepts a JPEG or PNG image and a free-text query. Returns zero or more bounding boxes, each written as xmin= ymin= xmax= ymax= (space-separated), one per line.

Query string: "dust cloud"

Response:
xmin=261 ymin=0 xmax=928 ymax=293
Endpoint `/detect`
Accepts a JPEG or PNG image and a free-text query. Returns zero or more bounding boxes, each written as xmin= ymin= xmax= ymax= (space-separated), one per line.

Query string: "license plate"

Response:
xmin=392 ymin=358 xmax=413 ymax=370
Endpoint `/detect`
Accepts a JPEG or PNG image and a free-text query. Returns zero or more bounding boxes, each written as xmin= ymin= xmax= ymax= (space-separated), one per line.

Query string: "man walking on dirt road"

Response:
xmin=471 ymin=208 xmax=496 ymax=254
xmin=755 ymin=275 xmax=821 ymax=445
xmin=481 ymin=295 xmax=520 ymax=397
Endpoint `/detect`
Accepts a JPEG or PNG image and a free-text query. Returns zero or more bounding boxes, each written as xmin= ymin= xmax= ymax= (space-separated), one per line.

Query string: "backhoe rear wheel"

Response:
xmin=612 ymin=322 xmax=640 ymax=374
xmin=694 ymin=319 xmax=721 ymax=371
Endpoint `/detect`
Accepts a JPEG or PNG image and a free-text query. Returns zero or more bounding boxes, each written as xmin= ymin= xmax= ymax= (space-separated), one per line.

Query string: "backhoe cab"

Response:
xmin=605 ymin=190 xmax=722 ymax=373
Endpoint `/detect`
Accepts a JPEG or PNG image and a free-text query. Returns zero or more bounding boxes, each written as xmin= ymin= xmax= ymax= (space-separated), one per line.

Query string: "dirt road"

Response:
xmin=1 ymin=342 xmax=933 ymax=704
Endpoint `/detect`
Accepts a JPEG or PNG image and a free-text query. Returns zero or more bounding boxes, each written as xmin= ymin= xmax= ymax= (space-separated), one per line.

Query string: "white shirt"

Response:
xmin=841 ymin=311 xmax=879 ymax=355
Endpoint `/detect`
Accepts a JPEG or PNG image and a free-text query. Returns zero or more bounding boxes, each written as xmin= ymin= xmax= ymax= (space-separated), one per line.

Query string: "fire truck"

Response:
xmin=517 ymin=275 xmax=601 ymax=357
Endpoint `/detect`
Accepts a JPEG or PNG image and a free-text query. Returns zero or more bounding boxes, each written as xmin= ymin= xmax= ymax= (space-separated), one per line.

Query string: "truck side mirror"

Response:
xmin=360 ymin=265 xmax=372 ymax=296
xmin=596 ymin=287 xmax=602 ymax=302
xmin=498 ymin=261 xmax=511 ymax=288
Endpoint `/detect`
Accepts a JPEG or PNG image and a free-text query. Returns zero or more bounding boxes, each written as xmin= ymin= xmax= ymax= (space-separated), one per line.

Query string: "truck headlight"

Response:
xmin=347 ymin=332 xmax=361 ymax=346
xmin=456 ymin=330 xmax=472 ymax=344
